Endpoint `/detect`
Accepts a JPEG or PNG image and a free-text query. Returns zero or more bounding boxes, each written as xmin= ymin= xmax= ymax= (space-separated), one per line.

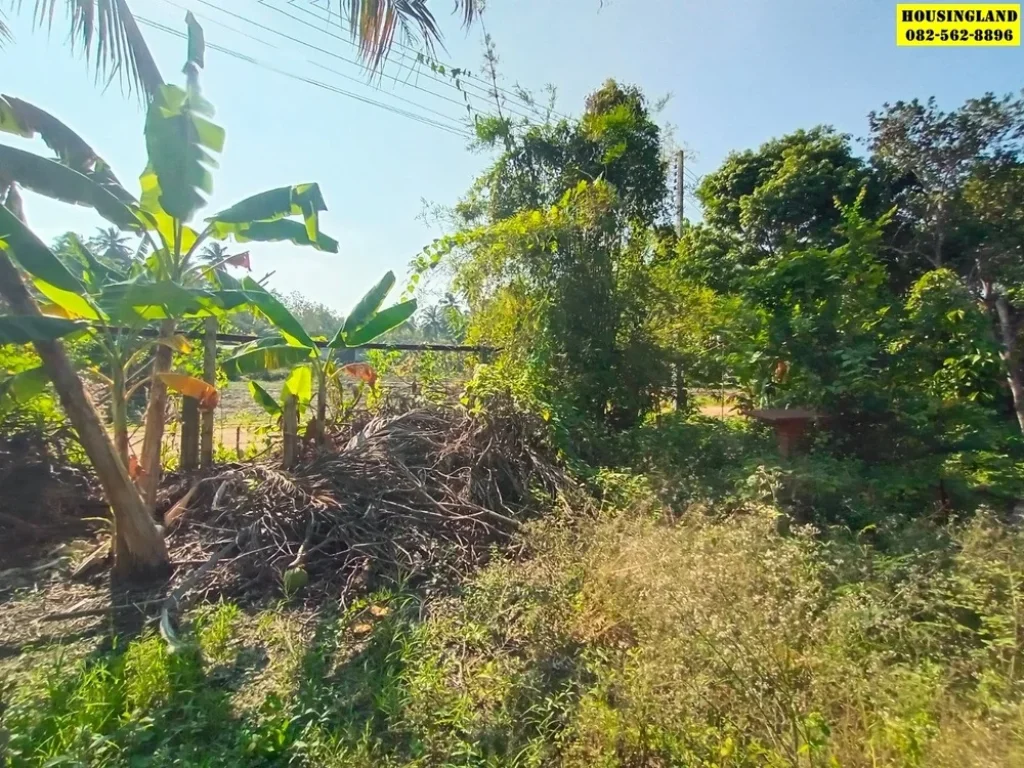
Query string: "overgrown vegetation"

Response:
xmin=2 ymin=11 xmax=1024 ymax=768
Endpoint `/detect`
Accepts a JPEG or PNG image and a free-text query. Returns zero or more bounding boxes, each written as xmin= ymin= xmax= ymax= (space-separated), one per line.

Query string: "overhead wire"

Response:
xmin=262 ymin=0 xmax=542 ymax=124
xmin=274 ymin=0 xmax=566 ymax=121
xmin=136 ymin=14 xmax=474 ymax=138
xmin=177 ymin=0 xmax=548 ymax=126
xmin=152 ymin=0 xmax=476 ymax=132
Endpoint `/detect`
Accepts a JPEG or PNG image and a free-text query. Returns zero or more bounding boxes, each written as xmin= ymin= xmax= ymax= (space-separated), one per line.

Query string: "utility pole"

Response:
xmin=674 ymin=149 xmax=687 ymax=412
xmin=675 ymin=149 xmax=685 ymax=236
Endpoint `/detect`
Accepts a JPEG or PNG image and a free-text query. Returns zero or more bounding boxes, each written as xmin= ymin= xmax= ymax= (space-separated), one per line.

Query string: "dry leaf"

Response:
xmin=340 ymin=362 xmax=378 ymax=388
xmin=369 ymin=605 xmax=390 ymax=618
xmin=352 ymin=623 xmax=373 ymax=636
xmin=157 ymin=373 xmax=219 ymax=410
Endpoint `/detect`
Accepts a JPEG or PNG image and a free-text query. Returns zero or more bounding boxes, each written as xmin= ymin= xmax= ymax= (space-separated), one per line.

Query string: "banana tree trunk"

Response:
xmin=138 ymin=318 xmax=176 ymax=508
xmin=316 ymin=368 xmax=328 ymax=446
xmin=994 ymin=293 xmax=1024 ymax=436
xmin=200 ymin=316 xmax=217 ymax=467
xmin=111 ymin=365 xmax=129 ymax=467
xmin=0 ymin=251 xmax=169 ymax=581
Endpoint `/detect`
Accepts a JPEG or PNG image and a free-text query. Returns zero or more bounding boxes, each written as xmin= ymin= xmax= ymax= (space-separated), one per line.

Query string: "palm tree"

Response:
xmin=421 ymin=304 xmax=447 ymax=340
xmin=0 ymin=0 xmax=481 ymax=100
xmin=200 ymin=242 xmax=229 ymax=264
xmin=88 ymin=226 xmax=133 ymax=270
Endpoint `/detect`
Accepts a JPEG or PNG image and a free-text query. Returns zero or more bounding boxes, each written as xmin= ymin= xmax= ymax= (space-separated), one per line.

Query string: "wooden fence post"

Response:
xmin=180 ymin=396 xmax=199 ymax=470
xmin=282 ymin=393 xmax=298 ymax=469
xmin=200 ymin=316 xmax=217 ymax=467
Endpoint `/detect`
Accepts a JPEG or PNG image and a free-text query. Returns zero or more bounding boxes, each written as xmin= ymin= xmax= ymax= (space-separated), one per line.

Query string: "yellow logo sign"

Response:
xmin=897 ymin=4 xmax=1020 ymax=45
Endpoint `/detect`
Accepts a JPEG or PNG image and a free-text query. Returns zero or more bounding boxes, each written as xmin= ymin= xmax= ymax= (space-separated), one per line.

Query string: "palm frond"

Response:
xmin=0 ymin=10 xmax=11 ymax=45
xmin=343 ymin=0 xmax=480 ymax=71
xmin=22 ymin=0 xmax=163 ymax=100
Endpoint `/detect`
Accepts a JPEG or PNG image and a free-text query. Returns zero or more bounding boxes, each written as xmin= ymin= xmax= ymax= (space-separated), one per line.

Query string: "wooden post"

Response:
xmin=674 ymin=361 xmax=687 ymax=412
xmin=180 ymin=396 xmax=199 ymax=470
xmin=282 ymin=394 xmax=298 ymax=469
xmin=675 ymin=149 xmax=685 ymax=236
xmin=235 ymin=426 xmax=242 ymax=460
xmin=200 ymin=316 xmax=217 ymax=467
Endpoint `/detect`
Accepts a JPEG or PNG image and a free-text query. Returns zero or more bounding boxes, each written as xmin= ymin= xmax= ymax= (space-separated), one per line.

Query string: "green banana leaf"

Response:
xmin=240 ymin=277 xmax=315 ymax=348
xmin=208 ymin=184 xmax=328 ymax=244
xmin=342 ymin=271 xmax=396 ymax=337
xmin=0 ymin=145 xmax=138 ymax=231
xmin=0 ymin=365 xmax=49 ymax=414
xmin=34 ymin=280 xmax=104 ymax=321
xmin=0 ymin=207 xmax=82 ymax=292
xmin=143 ymin=83 xmax=224 ymax=222
xmin=0 ymin=95 xmax=125 ymax=191
xmin=282 ymin=364 xmax=313 ymax=407
xmin=211 ymin=219 xmax=339 ymax=253
xmin=0 ymin=315 xmax=86 ymax=344
xmin=248 ymin=380 xmax=281 ymax=417
xmin=98 ymin=280 xmax=218 ymax=320
xmin=342 ymin=300 xmax=417 ymax=346
xmin=221 ymin=344 xmax=314 ymax=379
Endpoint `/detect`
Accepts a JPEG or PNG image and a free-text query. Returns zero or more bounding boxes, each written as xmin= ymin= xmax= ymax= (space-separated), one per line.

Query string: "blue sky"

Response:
xmin=2 ymin=0 xmax=1022 ymax=312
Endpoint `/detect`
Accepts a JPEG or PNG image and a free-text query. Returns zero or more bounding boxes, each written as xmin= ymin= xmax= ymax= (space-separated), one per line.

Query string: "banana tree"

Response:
xmin=0 ymin=206 xmax=172 ymax=580
xmin=0 ymin=16 xmax=339 ymax=580
xmin=222 ymin=271 xmax=416 ymax=444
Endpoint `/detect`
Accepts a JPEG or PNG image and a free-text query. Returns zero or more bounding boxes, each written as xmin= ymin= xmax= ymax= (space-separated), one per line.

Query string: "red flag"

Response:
xmin=227 ymin=251 xmax=251 ymax=270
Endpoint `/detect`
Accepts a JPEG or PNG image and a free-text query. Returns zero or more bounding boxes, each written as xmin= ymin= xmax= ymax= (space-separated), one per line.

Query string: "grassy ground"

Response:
xmin=3 ymin=414 xmax=1024 ymax=766
xmin=4 ymin=510 xmax=1024 ymax=765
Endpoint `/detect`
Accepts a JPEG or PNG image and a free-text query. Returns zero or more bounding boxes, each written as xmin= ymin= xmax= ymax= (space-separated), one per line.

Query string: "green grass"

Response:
xmin=4 ymin=412 xmax=1024 ymax=766
xmin=4 ymin=505 xmax=1024 ymax=767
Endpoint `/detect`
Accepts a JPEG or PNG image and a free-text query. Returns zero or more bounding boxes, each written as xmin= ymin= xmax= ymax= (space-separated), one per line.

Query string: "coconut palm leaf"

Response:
xmin=18 ymin=0 xmax=164 ymax=101
xmin=5 ymin=1 xmax=480 ymax=100
xmin=345 ymin=0 xmax=480 ymax=70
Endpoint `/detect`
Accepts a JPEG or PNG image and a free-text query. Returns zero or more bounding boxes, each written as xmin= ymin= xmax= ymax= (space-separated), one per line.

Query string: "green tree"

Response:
xmin=87 ymin=226 xmax=134 ymax=270
xmin=868 ymin=92 xmax=1024 ymax=433
xmin=681 ymin=127 xmax=887 ymax=294
xmin=440 ymin=80 xmax=670 ymax=432
xmin=223 ymin=271 xmax=415 ymax=443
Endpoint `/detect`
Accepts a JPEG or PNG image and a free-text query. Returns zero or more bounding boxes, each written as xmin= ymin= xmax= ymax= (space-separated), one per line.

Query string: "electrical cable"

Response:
xmin=175 ymin=0 xmax=545 ymax=125
xmin=274 ymin=0 xmax=565 ymax=120
xmin=137 ymin=14 xmax=474 ymax=138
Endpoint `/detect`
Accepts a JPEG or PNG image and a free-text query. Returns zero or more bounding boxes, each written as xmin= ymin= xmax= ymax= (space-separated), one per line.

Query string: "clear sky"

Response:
xmin=2 ymin=0 xmax=1022 ymax=312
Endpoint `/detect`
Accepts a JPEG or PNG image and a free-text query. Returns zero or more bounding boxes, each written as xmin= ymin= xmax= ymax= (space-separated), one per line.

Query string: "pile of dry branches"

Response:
xmin=163 ymin=400 xmax=567 ymax=601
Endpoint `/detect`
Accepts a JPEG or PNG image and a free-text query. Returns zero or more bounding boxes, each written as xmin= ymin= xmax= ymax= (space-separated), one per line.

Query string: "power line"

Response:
xmin=172 ymin=0 xmax=546 ymax=127
xmin=137 ymin=15 xmax=474 ymax=138
xmin=271 ymin=0 xmax=564 ymax=121
xmin=253 ymin=0 xmax=548 ymax=124
xmin=153 ymin=0 xmax=474 ymax=133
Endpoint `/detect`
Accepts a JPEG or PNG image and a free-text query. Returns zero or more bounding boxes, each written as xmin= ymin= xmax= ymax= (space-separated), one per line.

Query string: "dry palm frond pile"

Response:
xmin=163 ymin=401 xmax=568 ymax=602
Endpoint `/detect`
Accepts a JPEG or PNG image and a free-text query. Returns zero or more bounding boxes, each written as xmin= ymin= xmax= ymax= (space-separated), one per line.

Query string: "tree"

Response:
xmin=682 ymin=128 xmax=888 ymax=294
xmin=868 ymin=92 xmax=1024 ymax=433
xmin=88 ymin=226 xmax=133 ymax=270
xmin=0 ymin=16 xmax=340 ymax=579
xmin=199 ymin=241 xmax=228 ymax=264
xmin=0 ymin=0 xmax=482 ymax=100
xmin=446 ymin=80 xmax=670 ymax=430
xmin=0 ymin=200 xmax=171 ymax=581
